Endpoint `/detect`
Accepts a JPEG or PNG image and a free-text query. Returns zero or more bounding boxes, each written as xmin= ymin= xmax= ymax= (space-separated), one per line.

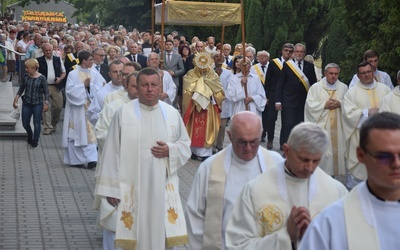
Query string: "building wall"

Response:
xmin=8 ymin=0 xmax=77 ymax=24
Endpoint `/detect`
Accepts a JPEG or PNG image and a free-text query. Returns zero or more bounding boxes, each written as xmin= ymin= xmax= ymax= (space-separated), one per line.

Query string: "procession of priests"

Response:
xmin=62 ymin=43 xmax=400 ymax=249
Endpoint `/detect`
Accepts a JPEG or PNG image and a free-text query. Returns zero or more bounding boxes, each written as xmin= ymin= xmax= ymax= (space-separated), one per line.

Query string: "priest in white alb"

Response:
xmin=95 ymin=68 xmax=191 ymax=249
xmin=62 ymin=50 xmax=105 ymax=169
xmin=342 ymin=61 xmax=390 ymax=189
xmin=146 ymin=52 xmax=176 ymax=105
xmin=380 ymin=70 xmax=400 ymax=114
xmin=186 ymin=111 xmax=283 ymax=250
xmin=225 ymin=122 xmax=348 ymax=250
xmin=86 ymin=60 xmax=124 ymax=125
xmin=226 ymin=57 xmax=266 ymax=119
xmin=299 ymin=112 xmax=400 ymax=250
xmin=305 ymin=63 xmax=348 ymax=176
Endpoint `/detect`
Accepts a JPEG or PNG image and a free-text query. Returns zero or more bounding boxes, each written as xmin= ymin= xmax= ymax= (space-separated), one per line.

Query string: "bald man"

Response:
xmin=186 ymin=111 xmax=283 ymax=250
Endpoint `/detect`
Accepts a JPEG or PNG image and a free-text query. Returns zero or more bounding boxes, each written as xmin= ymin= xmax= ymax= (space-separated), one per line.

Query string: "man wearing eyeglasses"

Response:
xmin=92 ymin=47 xmax=111 ymax=82
xmin=299 ymin=112 xmax=400 ymax=250
xmin=86 ymin=60 xmax=124 ymax=126
xmin=186 ymin=111 xmax=283 ymax=249
xmin=226 ymin=122 xmax=347 ymax=250
xmin=264 ymin=43 xmax=294 ymax=150
xmin=342 ymin=61 xmax=391 ymax=189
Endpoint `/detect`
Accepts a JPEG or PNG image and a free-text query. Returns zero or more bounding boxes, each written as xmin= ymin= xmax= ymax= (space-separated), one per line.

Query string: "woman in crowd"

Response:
xmin=13 ymin=59 xmax=49 ymax=148
xmin=106 ymin=45 xmax=120 ymax=65
xmin=177 ymin=44 xmax=192 ymax=111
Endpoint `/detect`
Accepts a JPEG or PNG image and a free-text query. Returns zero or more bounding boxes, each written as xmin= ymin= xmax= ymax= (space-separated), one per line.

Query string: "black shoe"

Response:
xmin=87 ymin=161 xmax=97 ymax=169
xmin=201 ymin=156 xmax=210 ymax=162
xmin=70 ymin=164 xmax=85 ymax=168
xmin=261 ymin=137 xmax=266 ymax=142
xmin=30 ymin=141 xmax=38 ymax=149
xmin=27 ymin=137 xmax=32 ymax=146
xmin=191 ymin=153 xmax=204 ymax=162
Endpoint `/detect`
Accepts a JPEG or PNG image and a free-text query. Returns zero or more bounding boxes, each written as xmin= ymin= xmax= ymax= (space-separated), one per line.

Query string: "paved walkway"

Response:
xmin=0 ymin=84 xmax=293 ymax=249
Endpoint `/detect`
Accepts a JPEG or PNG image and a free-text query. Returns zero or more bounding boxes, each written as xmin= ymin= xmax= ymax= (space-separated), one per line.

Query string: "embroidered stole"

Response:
xmin=114 ymin=100 xmax=188 ymax=249
xmin=67 ymin=53 xmax=79 ymax=69
xmin=327 ymin=90 xmax=339 ymax=175
xmin=202 ymin=145 xmax=268 ymax=249
xmin=343 ymin=182 xmax=380 ymax=250
xmin=286 ymin=60 xmax=310 ymax=92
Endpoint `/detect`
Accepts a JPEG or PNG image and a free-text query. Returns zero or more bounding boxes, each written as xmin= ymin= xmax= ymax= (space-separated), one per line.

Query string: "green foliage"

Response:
xmin=321 ymin=0 xmax=400 ymax=83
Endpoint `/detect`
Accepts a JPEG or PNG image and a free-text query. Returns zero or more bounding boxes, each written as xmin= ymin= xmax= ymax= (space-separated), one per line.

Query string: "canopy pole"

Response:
xmin=240 ymin=0 xmax=248 ymax=110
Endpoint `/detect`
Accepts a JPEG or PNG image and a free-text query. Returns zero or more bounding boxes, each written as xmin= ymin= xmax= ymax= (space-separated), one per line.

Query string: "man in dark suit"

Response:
xmin=125 ymin=42 xmax=147 ymax=69
xmin=275 ymin=43 xmax=317 ymax=149
xmin=93 ymin=47 xmax=111 ymax=82
xmin=264 ymin=43 xmax=294 ymax=150
xmin=37 ymin=43 xmax=66 ymax=135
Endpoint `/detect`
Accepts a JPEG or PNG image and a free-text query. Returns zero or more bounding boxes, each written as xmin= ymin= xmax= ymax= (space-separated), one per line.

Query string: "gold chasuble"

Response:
xmin=183 ymin=54 xmax=225 ymax=148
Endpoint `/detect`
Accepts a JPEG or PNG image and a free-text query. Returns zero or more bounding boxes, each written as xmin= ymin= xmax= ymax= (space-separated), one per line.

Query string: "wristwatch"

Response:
xmin=44 ymin=100 xmax=50 ymax=105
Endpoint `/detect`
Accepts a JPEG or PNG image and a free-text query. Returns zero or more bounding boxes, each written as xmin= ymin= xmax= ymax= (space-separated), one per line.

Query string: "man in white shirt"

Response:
xmin=225 ymin=122 xmax=348 ymax=249
xmin=186 ymin=111 xmax=283 ymax=250
xmin=147 ymin=52 xmax=176 ymax=105
xmin=349 ymin=50 xmax=394 ymax=89
xmin=299 ymin=112 xmax=400 ymax=250
xmin=226 ymin=57 xmax=266 ymax=119
xmin=250 ymin=50 xmax=270 ymax=141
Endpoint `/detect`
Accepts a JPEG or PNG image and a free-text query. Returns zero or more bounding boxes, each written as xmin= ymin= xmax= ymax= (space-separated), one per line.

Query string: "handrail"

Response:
xmin=0 ymin=44 xmax=26 ymax=56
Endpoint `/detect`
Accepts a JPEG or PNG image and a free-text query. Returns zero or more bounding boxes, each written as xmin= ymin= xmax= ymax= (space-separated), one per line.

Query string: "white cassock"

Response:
xmin=161 ymin=70 xmax=177 ymax=105
xmin=186 ymin=145 xmax=283 ymax=250
xmin=96 ymin=99 xmax=191 ymax=249
xmin=62 ymin=66 xmax=103 ymax=165
xmin=305 ymin=78 xmax=348 ymax=176
xmin=226 ymin=72 xmax=267 ymax=118
xmin=349 ymin=70 xmax=393 ymax=89
xmin=225 ymin=161 xmax=347 ymax=250
xmin=86 ymin=81 xmax=124 ymax=125
xmin=380 ymin=86 xmax=400 ymax=114
xmin=342 ymin=81 xmax=390 ymax=186
xmin=219 ymin=68 xmax=233 ymax=119
xmin=104 ymin=88 xmax=127 ymax=106
xmin=299 ymin=182 xmax=400 ymax=250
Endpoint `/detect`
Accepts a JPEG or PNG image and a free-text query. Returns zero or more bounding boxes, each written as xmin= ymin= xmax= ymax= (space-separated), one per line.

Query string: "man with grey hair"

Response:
xmin=226 ymin=122 xmax=347 ymax=249
xmin=275 ymin=43 xmax=317 ymax=149
xmin=305 ymin=63 xmax=348 ymax=177
xmin=186 ymin=111 xmax=283 ymax=249
xmin=222 ymin=43 xmax=233 ymax=69
xmin=251 ymin=50 xmax=270 ymax=141
xmin=380 ymin=70 xmax=400 ymax=114
xmin=205 ymin=36 xmax=217 ymax=54
xmin=245 ymin=46 xmax=256 ymax=65
xmin=264 ymin=43 xmax=294 ymax=149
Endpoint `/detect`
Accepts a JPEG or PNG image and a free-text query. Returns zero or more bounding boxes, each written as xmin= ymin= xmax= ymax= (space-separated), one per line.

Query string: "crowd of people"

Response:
xmin=7 ymin=19 xmax=400 ymax=249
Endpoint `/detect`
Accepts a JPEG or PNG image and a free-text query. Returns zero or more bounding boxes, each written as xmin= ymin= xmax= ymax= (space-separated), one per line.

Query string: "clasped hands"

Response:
xmin=324 ymin=98 xmax=340 ymax=110
xmin=287 ymin=206 xmax=311 ymax=242
xmin=151 ymin=141 xmax=169 ymax=158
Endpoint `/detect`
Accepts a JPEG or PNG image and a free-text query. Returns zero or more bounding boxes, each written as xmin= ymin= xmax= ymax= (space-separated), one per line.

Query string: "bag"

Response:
xmin=0 ymin=50 xmax=4 ymax=63
xmin=7 ymin=60 xmax=16 ymax=72
xmin=10 ymin=108 xmax=20 ymax=120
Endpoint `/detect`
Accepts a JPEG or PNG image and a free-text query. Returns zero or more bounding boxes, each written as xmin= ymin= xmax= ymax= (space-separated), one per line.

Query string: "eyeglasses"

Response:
xmin=235 ymin=139 xmax=260 ymax=148
xmin=122 ymin=73 xmax=130 ymax=77
xmin=283 ymin=49 xmax=293 ymax=53
xmin=362 ymin=147 xmax=400 ymax=165
xmin=96 ymin=54 xmax=106 ymax=57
